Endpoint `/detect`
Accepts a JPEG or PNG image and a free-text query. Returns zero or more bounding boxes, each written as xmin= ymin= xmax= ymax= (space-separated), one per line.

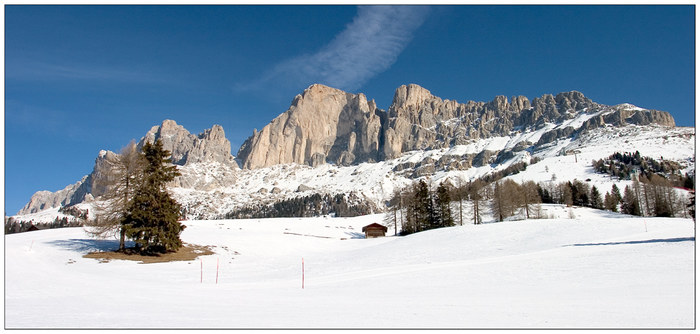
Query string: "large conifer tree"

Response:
xmin=589 ymin=185 xmax=603 ymax=210
xmin=123 ymin=139 xmax=184 ymax=254
xmin=415 ymin=180 xmax=432 ymax=232
xmin=621 ymin=185 xmax=641 ymax=216
xmin=435 ymin=181 xmax=454 ymax=228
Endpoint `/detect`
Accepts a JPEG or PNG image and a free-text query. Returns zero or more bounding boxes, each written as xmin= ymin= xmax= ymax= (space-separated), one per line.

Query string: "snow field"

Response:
xmin=5 ymin=206 xmax=695 ymax=329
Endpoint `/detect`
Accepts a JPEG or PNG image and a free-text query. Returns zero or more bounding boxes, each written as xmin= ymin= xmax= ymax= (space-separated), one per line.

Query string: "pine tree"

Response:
xmin=569 ymin=180 xmax=590 ymax=207
xmin=683 ymin=174 xmax=694 ymax=190
xmin=590 ymin=186 xmax=603 ymax=209
xmin=611 ymin=184 xmax=622 ymax=203
xmin=622 ymin=185 xmax=641 ymax=216
xmin=633 ymin=178 xmax=646 ymax=216
xmin=414 ymin=180 xmax=432 ymax=232
xmin=688 ymin=191 xmax=695 ymax=223
xmin=123 ymin=139 xmax=184 ymax=254
xmin=559 ymin=182 xmax=573 ymax=206
xmin=537 ymin=183 xmax=553 ymax=204
xmin=435 ymin=181 xmax=454 ymax=228
xmin=604 ymin=191 xmax=618 ymax=212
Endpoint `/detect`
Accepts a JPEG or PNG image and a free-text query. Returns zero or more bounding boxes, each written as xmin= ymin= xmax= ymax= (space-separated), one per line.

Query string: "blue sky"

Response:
xmin=4 ymin=5 xmax=695 ymax=215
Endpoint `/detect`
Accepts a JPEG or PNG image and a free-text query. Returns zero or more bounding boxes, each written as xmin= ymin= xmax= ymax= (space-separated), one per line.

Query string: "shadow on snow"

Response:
xmin=46 ymin=239 xmax=135 ymax=253
xmin=567 ymin=237 xmax=695 ymax=247
xmin=344 ymin=231 xmax=366 ymax=239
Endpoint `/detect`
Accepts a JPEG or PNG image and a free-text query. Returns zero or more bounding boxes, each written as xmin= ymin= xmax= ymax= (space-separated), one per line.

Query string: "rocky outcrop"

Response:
xmin=604 ymin=104 xmax=675 ymax=127
xmin=382 ymin=86 xmax=602 ymax=159
xmin=20 ymin=148 xmax=137 ymax=215
xmin=18 ymin=176 xmax=93 ymax=215
xmin=139 ymin=120 xmax=236 ymax=166
xmin=239 ymin=83 xmax=676 ymax=168
xmin=17 ymin=121 xmax=238 ymax=215
xmin=237 ymin=84 xmax=383 ymax=169
xmin=17 ymin=84 xmax=678 ymax=216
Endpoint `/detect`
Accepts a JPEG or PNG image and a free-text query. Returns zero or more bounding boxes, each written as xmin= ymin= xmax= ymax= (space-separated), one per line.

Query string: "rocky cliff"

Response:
xmin=237 ymin=84 xmax=384 ymax=169
xmin=139 ymin=119 xmax=236 ymax=165
xmin=17 ymin=120 xmax=237 ymax=215
xmin=16 ymin=84 xmax=678 ymax=216
xmin=17 ymin=176 xmax=92 ymax=215
xmin=237 ymin=83 xmax=676 ymax=168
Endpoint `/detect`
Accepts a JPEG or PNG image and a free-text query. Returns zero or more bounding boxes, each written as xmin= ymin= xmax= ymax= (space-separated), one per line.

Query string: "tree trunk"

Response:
xmin=458 ymin=198 xmax=462 ymax=226
xmin=525 ymin=203 xmax=530 ymax=219
xmin=393 ymin=208 xmax=397 ymax=236
xmin=119 ymin=227 xmax=126 ymax=251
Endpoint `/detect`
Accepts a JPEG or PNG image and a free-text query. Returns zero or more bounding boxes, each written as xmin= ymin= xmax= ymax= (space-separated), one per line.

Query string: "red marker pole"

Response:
xmin=302 ymin=257 xmax=305 ymax=289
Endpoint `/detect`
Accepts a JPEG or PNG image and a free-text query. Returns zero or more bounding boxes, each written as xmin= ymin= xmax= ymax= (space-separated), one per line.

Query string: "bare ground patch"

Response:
xmin=83 ymin=244 xmax=215 ymax=264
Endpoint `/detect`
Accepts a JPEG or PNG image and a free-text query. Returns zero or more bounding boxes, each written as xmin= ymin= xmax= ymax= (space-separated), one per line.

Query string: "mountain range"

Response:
xmin=237 ymin=83 xmax=675 ymax=169
xmin=13 ymin=83 xmax=692 ymax=221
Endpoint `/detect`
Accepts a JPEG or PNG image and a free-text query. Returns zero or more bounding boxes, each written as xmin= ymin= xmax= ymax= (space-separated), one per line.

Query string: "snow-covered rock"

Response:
xmin=16 ymin=120 xmax=237 ymax=216
xmin=13 ymin=84 xmax=692 ymax=220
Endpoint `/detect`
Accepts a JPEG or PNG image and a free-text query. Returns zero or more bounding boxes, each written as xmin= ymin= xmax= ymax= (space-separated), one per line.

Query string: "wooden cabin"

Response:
xmin=362 ymin=223 xmax=388 ymax=238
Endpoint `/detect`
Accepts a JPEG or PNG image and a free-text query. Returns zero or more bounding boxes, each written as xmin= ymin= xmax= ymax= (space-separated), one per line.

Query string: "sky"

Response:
xmin=4 ymin=4 xmax=696 ymax=215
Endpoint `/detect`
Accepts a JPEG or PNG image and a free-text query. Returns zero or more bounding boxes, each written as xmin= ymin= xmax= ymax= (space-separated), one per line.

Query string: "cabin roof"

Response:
xmin=362 ymin=223 xmax=388 ymax=232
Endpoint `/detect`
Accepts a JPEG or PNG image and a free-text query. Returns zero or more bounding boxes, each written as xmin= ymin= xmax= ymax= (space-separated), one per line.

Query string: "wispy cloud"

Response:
xmin=6 ymin=60 xmax=167 ymax=84
xmin=237 ymin=5 xmax=430 ymax=93
xmin=5 ymin=99 xmax=83 ymax=139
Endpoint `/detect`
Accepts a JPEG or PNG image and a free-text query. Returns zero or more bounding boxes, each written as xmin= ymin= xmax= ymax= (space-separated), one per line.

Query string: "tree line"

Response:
xmin=5 ymin=216 xmax=84 ymax=234
xmin=386 ymin=171 xmax=693 ymax=236
xmin=385 ymin=177 xmax=547 ymax=236
xmin=5 ymin=205 xmax=89 ymax=234
xmin=220 ymin=192 xmax=374 ymax=219
xmin=84 ymin=139 xmax=184 ymax=255
xmin=593 ymin=151 xmax=694 ymax=189
xmin=384 ymin=180 xmax=454 ymax=235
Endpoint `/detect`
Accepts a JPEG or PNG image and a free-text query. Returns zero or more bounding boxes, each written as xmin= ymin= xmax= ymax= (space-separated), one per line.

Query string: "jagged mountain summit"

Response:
xmin=236 ymin=83 xmax=675 ymax=169
xmin=140 ymin=119 xmax=236 ymax=166
xmin=14 ymin=83 xmax=690 ymax=221
xmin=237 ymin=84 xmax=384 ymax=169
xmin=18 ymin=120 xmax=238 ymax=215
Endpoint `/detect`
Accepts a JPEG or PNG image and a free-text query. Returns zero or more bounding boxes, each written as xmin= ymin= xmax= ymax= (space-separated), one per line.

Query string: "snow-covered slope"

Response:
xmin=13 ymin=122 xmax=694 ymax=223
xmin=5 ymin=207 xmax=694 ymax=328
xmin=173 ymin=121 xmax=694 ymax=219
xmin=11 ymin=97 xmax=694 ymax=223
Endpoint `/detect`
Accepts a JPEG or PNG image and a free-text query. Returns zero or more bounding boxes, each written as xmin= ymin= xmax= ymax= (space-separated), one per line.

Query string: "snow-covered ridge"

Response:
xmin=17 ymin=121 xmax=691 ymax=224
xmin=12 ymin=86 xmax=691 ymax=221
xmin=153 ymin=119 xmax=697 ymax=220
